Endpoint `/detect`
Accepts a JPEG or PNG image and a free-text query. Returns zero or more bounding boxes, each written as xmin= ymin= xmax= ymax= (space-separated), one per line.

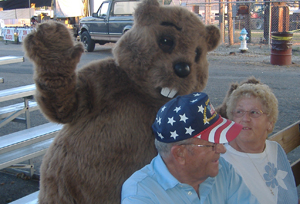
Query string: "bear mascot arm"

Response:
xmin=23 ymin=0 xmax=220 ymax=203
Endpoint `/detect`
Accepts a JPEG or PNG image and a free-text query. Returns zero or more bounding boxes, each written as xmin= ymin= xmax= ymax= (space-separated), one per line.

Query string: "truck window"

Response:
xmin=98 ymin=2 xmax=110 ymax=17
xmin=113 ymin=1 xmax=140 ymax=16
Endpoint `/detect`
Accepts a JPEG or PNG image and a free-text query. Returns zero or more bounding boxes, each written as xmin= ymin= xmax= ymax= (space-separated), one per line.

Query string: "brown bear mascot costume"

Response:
xmin=23 ymin=0 xmax=220 ymax=203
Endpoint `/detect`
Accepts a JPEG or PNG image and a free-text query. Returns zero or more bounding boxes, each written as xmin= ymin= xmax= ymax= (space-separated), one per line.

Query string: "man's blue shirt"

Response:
xmin=121 ymin=154 xmax=259 ymax=204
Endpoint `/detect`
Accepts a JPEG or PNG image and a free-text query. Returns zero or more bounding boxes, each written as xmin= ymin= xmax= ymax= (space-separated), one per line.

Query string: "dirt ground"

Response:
xmin=211 ymin=43 xmax=300 ymax=67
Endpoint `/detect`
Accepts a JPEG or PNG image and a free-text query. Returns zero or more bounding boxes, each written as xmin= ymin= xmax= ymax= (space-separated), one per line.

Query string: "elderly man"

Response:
xmin=121 ymin=92 xmax=260 ymax=204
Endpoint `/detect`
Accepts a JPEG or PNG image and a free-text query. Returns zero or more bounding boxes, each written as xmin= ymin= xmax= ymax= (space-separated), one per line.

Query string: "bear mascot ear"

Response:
xmin=134 ymin=0 xmax=160 ymax=26
xmin=206 ymin=25 xmax=221 ymax=52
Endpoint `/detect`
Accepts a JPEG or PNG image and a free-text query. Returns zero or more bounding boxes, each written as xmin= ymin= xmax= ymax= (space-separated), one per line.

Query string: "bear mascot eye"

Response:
xmin=158 ymin=36 xmax=174 ymax=53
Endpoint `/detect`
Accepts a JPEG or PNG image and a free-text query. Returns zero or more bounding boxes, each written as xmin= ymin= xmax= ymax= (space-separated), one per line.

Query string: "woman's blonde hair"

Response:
xmin=226 ymin=83 xmax=278 ymax=134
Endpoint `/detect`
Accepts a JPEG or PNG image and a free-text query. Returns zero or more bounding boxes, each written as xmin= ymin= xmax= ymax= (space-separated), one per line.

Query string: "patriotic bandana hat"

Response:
xmin=152 ymin=92 xmax=242 ymax=143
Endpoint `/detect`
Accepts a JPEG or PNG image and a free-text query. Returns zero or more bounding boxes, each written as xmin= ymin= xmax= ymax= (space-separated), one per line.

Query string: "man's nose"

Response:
xmin=215 ymin=143 xmax=226 ymax=154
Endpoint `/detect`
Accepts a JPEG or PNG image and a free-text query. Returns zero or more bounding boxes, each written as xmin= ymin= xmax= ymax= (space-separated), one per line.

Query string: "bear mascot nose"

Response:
xmin=173 ymin=62 xmax=190 ymax=78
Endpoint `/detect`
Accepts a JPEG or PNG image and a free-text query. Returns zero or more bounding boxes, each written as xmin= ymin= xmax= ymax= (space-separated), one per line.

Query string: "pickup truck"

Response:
xmin=79 ymin=0 xmax=140 ymax=52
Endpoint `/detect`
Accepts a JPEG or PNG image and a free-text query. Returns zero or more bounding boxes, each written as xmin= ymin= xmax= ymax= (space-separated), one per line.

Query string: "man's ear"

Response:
xmin=170 ymin=145 xmax=186 ymax=165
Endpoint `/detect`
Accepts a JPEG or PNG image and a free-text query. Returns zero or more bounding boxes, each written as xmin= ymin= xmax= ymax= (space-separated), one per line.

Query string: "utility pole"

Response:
xmin=205 ymin=0 xmax=211 ymax=24
xmin=245 ymin=0 xmax=251 ymax=43
xmin=219 ymin=0 xmax=225 ymax=43
xmin=29 ymin=0 xmax=31 ymax=18
xmin=228 ymin=0 xmax=234 ymax=45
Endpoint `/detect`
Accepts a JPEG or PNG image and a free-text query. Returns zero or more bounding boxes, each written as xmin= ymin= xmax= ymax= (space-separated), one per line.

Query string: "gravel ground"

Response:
xmin=0 ymin=41 xmax=299 ymax=203
xmin=211 ymin=43 xmax=300 ymax=67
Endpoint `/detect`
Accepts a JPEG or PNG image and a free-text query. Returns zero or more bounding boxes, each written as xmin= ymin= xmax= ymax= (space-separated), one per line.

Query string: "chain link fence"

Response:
xmin=185 ymin=1 xmax=300 ymax=46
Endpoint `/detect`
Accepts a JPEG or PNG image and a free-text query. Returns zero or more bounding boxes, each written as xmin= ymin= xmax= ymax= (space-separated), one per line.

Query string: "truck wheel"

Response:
xmin=81 ymin=31 xmax=95 ymax=52
xmin=253 ymin=19 xmax=263 ymax=30
xmin=98 ymin=41 xmax=106 ymax=45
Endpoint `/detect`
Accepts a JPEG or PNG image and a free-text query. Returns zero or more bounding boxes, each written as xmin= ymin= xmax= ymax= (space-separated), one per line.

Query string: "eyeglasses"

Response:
xmin=183 ymin=143 xmax=225 ymax=151
xmin=232 ymin=109 xmax=265 ymax=118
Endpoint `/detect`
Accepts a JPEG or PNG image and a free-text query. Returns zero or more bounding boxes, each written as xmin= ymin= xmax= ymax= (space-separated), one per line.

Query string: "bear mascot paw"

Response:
xmin=23 ymin=0 xmax=220 ymax=203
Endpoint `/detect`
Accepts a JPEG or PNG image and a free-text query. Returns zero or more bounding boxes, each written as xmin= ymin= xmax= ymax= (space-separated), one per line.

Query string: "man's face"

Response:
xmin=183 ymin=139 xmax=226 ymax=181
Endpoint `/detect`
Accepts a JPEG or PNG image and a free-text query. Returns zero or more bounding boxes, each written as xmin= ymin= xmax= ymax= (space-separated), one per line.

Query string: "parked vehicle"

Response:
xmin=250 ymin=3 xmax=264 ymax=30
xmin=291 ymin=9 xmax=300 ymax=30
xmin=79 ymin=0 xmax=140 ymax=52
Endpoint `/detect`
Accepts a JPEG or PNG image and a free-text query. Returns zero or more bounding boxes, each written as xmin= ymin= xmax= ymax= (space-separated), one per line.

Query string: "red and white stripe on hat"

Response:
xmin=195 ymin=117 xmax=243 ymax=143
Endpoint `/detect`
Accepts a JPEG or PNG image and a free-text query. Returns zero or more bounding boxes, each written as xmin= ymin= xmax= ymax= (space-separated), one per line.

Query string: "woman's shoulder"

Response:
xmin=266 ymin=140 xmax=284 ymax=152
xmin=266 ymin=140 xmax=291 ymax=167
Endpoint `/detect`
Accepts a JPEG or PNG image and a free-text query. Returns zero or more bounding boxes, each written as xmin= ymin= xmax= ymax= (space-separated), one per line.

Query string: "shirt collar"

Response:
xmin=153 ymin=154 xmax=223 ymax=191
xmin=153 ymin=154 xmax=181 ymax=190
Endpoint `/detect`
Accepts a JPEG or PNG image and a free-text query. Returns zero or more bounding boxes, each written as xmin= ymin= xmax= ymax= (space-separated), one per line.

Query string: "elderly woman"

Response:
xmin=221 ymin=83 xmax=298 ymax=204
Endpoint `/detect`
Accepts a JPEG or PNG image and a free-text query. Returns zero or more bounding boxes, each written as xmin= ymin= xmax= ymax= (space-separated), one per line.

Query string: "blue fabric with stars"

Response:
xmin=152 ymin=92 xmax=219 ymax=143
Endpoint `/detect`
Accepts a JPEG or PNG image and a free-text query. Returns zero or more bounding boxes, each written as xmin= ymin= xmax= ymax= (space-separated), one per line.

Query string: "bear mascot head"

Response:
xmin=23 ymin=0 xmax=220 ymax=203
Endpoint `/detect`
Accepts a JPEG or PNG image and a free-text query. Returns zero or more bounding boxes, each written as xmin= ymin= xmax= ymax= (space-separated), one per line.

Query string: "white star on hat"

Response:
xmin=170 ymin=130 xmax=179 ymax=139
xmin=179 ymin=113 xmax=188 ymax=123
xmin=174 ymin=106 xmax=181 ymax=113
xmin=161 ymin=106 xmax=166 ymax=112
xmin=157 ymin=117 xmax=162 ymax=125
xmin=203 ymin=117 xmax=209 ymax=124
xmin=168 ymin=117 xmax=176 ymax=126
xmin=198 ymin=105 xmax=204 ymax=113
xmin=185 ymin=126 xmax=195 ymax=135
xmin=191 ymin=99 xmax=198 ymax=103
xmin=157 ymin=132 xmax=164 ymax=139
xmin=193 ymin=93 xmax=201 ymax=97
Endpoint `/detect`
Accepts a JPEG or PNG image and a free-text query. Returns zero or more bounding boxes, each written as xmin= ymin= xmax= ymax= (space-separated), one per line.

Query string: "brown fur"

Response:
xmin=23 ymin=0 xmax=220 ymax=203
xmin=215 ymin=76 xmax=261 ymax=118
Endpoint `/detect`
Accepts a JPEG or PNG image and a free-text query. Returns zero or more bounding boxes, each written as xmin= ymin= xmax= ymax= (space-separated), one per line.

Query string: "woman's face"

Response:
xmin=232 ymin=96 xmax=272 ymax=146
